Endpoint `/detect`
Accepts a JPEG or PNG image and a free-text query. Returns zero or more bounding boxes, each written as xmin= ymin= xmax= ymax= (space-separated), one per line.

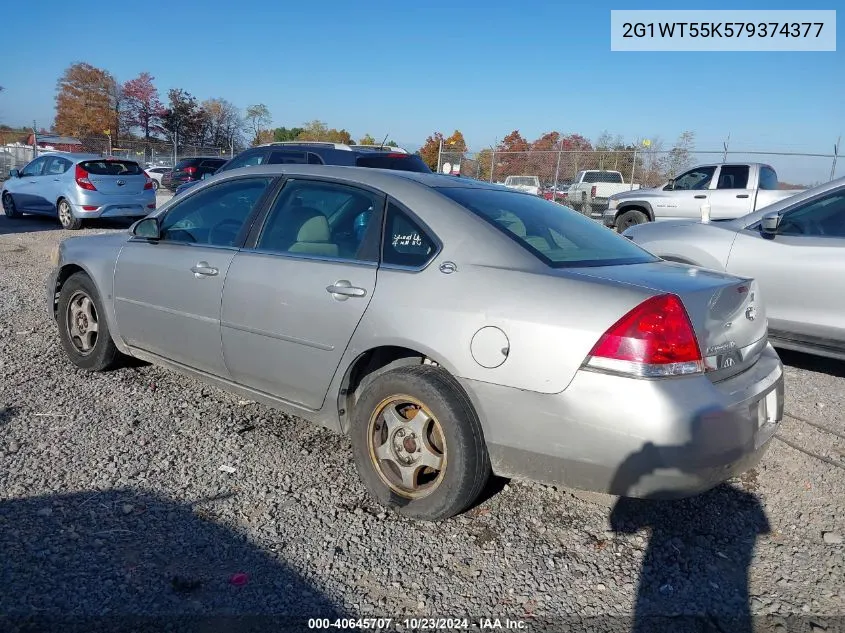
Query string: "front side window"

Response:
xmin=777 ymin=191 xmax=845 ymax=238
xmin=716 ymin=165 xmax=750 ymax=189
xmin=159 ymin=177 xmax=273 ymax=246
xmin=671 ymin=166 xmax=716 ymax=191
xmin=20 ymin=157 xmax=47 ymax=177
xmin=381 ymin=203 xmax=438 ymax=268
xmin=437 ymin=187 xmax=658 ymax=268
xmin=257 ymin=180 xmax=383 ymax=260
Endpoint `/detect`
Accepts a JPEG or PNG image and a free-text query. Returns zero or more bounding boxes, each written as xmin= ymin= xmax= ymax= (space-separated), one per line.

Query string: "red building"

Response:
xmin=26 ymin=133 xmax=83 ymax=153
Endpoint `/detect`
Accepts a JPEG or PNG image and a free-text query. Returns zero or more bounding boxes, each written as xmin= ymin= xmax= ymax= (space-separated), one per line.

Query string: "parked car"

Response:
xmin=162 ymin=156 xmax=227 ymax=192
xmin=47 ymin=165 xmax=783 ymax=520
xmin=542 ymin=181 xmax=573 ymax=203
xmin=603 ymin=163 xmax=805 ymax=232
xmin=623 ymin=175 xmax=845 ymax=361
xmin=503 ymin=175 xmax=541 ymax=195
xmin=2 ymin=153 xmax=156 ymax=230
xmin=145 ymin=166 xmax=171 ymax=191
xmin=172 ymin=142 xmax=430 ymax=197
xmin=566 ymin=170 xmax=640 ymax=216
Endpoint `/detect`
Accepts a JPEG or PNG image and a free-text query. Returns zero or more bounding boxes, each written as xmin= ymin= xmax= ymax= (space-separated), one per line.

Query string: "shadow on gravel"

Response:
xmin=0 ymin=405 xmax=19 ymax=427
xmin=0 ymin=214 xmax=135 ymax=236
xmin=777 ymin=348 xmax=845 ymax=379
xmin=608 ymin=413 xmax=771 ymax=633
xmin=0 ymin=489 xmax=343 ymax=633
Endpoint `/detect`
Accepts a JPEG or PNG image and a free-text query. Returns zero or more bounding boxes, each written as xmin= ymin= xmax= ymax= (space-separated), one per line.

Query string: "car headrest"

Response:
xmin=297 ymin=214 xmax=331 ymax=242
xmin=494 ymin=211 xmax=527 ymax=237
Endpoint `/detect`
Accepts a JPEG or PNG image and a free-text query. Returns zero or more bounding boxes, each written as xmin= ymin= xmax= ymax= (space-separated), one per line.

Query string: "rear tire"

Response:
xmin=350 ymin=365 xmax=490 ymax=521
xmin=616 ymin=209 xmax=648 ymax=232
xmin=152 ymin=179 xmax=159 ymax=191
xmin=2 ymin=192 xmax=21 ymax=218
xmin=58 ymin=199 xmax=83 ymax=230
xmin=56 ymin=273 xmax=120 ymax=371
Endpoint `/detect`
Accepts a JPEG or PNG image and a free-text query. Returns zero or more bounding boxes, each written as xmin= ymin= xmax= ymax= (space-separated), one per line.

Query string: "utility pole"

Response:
xmin=722 ymin=133 xmax=730 ymax=162
xmin=32 ymin=120 xmax=37 ymax=157
xmin=831 ymin=135 xmax=841 ymax=181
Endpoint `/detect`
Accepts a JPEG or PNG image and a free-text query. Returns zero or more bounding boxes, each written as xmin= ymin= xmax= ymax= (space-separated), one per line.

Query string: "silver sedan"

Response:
xmin=624 ymin=176 xmax=845 ymax=362
xmin=46 ymin=165 xmax=784 ymax=520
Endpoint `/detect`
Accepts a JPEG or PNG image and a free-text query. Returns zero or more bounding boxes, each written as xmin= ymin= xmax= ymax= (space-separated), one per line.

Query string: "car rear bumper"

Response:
xmin=67 ymin=193 xmax=155 ymax=219
xmin=459 ymin=343 xmax=784 ymax=498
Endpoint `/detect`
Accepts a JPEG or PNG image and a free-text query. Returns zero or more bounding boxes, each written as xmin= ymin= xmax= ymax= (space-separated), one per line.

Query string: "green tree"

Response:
xmin=358 ymin=133 xmax=377 ymax=145
xmin=296 ymin=120 xmax=352 ymax=144
xmin=272 ymin=126 xmax=304 ymax=142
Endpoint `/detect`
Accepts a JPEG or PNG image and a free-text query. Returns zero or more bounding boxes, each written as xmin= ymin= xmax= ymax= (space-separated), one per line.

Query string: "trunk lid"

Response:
xmin=79 ymin=160 xmax=147 ymax=195
xmin=568 ymin=261 xmax=768 ymax=381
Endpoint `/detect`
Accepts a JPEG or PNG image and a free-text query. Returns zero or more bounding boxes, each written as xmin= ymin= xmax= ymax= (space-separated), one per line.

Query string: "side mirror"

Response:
xmin=132 ymin=216 xmax=161 ymax=240
xmin=761 ymin=212 xmax=780 ymax=234
xmin=665 ymin=179 xmax=675 ymax=191
xmin=9 ymin=169 xmax=19 ymax=178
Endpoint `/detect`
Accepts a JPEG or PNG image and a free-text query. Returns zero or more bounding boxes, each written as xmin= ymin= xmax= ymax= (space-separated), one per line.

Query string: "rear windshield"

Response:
xmin=175 ymin=159 xmax=198 ymax=169
xmin=580 ymin=171 xmax=623 ymax=183
xmin=79 ymin=160 xmax=143 ymax=175
xmin=507 ymin=177 xmax=538 ymax=186
xmin=355 ymin=154 xmax=431 ymax=173
xmin=437 ymin=187 xmax=658 ymax=268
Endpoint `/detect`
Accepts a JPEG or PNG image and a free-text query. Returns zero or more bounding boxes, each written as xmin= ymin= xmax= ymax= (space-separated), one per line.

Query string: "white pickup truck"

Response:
xmin=600 ymin=162 xmax=805 ymax=231
xmin=565 ymin=170 xmax=640 ymax=215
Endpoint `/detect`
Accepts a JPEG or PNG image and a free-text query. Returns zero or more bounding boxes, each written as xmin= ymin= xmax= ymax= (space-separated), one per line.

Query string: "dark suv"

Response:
xmin=172 ymin=143 xmax=431 ymax=196
xmin=163 ymin=156 xmax=228 ymax=191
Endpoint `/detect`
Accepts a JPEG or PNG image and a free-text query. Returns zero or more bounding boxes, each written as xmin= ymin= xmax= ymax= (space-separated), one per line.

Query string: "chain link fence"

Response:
xmin=77 ymin=136 xmax=231 ymax=168
xmin=438 ymin=148 xmax=843 ymax=194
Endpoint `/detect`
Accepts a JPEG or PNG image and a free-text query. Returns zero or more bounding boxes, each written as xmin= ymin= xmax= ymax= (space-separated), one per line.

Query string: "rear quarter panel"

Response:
xmin=624 ymin=222 xmax=738 ymax=271
xmin=349 ymin=261 xmax=652 ymax=395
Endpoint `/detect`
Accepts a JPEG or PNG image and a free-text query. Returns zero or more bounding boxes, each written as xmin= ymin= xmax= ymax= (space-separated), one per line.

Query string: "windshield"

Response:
xmin=437 ymin=187 xmax=658 ymax=268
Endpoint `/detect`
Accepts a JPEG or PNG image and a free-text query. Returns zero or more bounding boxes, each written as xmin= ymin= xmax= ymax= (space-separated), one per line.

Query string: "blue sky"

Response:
xmin=1 ymin=0 xmax=842 ymax=182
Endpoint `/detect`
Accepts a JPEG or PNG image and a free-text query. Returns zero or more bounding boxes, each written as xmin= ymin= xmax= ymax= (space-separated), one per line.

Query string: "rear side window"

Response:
xmin=269 ymin=151 xmax=308 ymax=164
xmin=759 ymin=166 xmax=778 ymax=190
xmin=355 ymin=154 xmax=431 ymax=173
xmin=717 ymin=165 xmax=750 ymax=189
xmin=79 ymin=160 xmax=142 ymax=175
xmin=201 ymin=159 xmax=226 ymax=169
xmin=437 ymin=187 xmax=658 ymax=268
xmin=382 ymin=203 xmax=437 ymax=267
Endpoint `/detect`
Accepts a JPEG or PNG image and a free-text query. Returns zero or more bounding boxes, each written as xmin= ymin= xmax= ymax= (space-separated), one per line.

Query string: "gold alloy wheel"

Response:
xmin=66 ymin=291 xmax=99 ymax=355
xmin=367 ymin=395 xmax=447 ymax=499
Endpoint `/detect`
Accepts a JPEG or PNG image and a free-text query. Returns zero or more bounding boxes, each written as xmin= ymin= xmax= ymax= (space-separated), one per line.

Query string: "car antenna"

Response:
xmin=380 ymin=133 xmax=389 ymax=149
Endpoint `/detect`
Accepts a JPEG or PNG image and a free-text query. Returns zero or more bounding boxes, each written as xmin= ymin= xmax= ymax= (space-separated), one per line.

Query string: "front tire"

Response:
xmin=56 ymin=273 xmax=120 ymax=371
xmin=615 ymin=209 xmax=648 ymax=232
xmin=2 ymin=192 xmax=21 ymax=218
xmin=350 ymin=365 xmax=490 ymax=520
xmin=58 ymin=199 xmax=83 ymax=230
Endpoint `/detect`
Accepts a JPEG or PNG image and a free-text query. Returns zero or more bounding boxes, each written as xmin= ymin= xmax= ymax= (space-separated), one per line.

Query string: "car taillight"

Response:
xmin=75 ymin=164 xmax=96 ymax=191
xmin=143 ymin=171 xmax=154 ymax=190
xmin=184 ymin=166 xmax=197 ymax=175
xmin=584 ymin=294 xmax=703 ymax=377
xmin=590 ymin=185 xmax=597 ymax=198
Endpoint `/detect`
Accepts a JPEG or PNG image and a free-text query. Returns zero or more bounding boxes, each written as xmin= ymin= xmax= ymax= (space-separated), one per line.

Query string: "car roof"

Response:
xmin=36 ymin=152 xmax=103 ymax=162
xmin=215 ymin=163 xmax=507 ymax=191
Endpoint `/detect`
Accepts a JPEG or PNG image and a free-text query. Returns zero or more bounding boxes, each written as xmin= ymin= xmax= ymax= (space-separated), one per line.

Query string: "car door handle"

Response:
xmin=326 ymin=280 xmax=367 ymax=299
xmin=736 ymin=194 xmax=749 ymax=198
xmin=190 ymin=261 xmax=219 ymax=277
xmin=694 ymin=194 xmax=707 ymax=199
xmin=53 ymin=178 xmax=61 ymax=182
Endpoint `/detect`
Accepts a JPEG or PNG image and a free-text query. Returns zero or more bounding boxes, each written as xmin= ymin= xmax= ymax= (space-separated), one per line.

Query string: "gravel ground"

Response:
xmin=1 ymin=199 xmax=843 ymax=631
